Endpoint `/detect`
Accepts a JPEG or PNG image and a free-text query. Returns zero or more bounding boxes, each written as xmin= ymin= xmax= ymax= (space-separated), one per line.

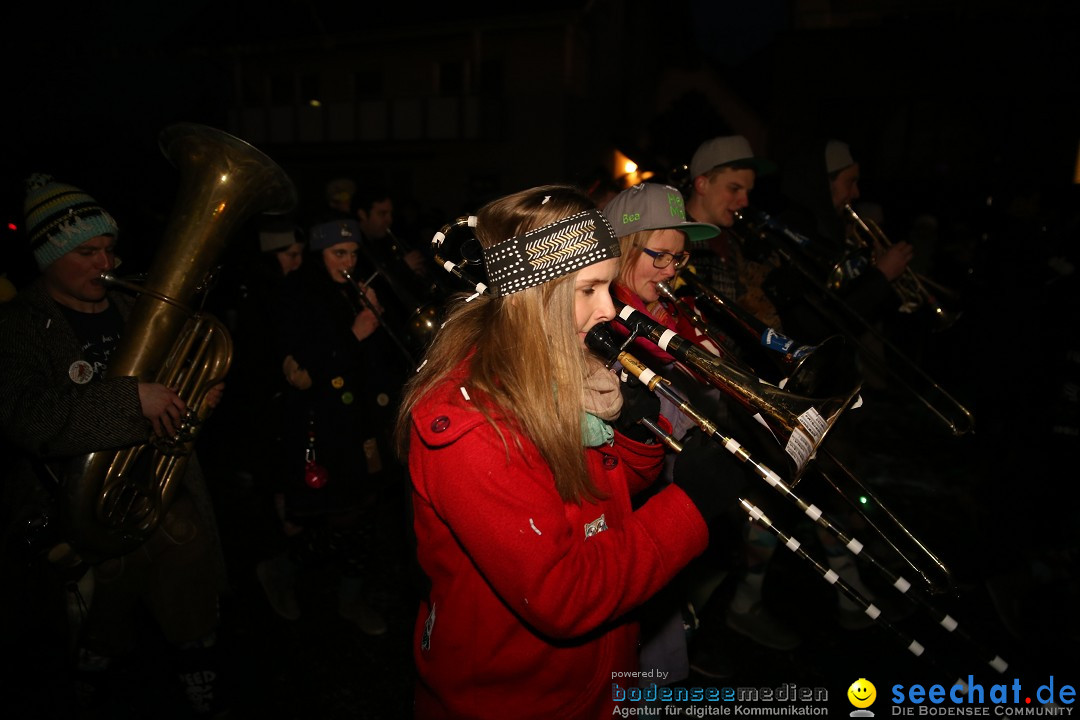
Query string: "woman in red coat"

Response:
xmin=395 ymin=185 xmax=744 ymax=718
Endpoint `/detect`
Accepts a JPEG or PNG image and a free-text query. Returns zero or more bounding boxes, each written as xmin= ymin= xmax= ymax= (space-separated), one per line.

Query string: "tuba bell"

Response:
xmin=61 ymin=123 xmax=297 ymax=563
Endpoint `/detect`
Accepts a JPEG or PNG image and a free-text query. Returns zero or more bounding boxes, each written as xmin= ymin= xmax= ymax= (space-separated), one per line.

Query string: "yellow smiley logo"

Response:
xmin=847 ymin=678 xmax=876 ymax=708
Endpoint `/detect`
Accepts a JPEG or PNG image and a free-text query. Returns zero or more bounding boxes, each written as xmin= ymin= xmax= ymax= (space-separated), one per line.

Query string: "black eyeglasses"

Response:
xmin=642 ymin=248 xmax=690 ymax=270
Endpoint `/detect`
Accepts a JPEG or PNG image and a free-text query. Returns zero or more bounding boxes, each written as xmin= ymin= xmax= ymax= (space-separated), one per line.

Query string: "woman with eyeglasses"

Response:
xmin=605 ymin=183 xmax=725 ymax=413
xmin=604 ymin=182 xmax=795 ymax=685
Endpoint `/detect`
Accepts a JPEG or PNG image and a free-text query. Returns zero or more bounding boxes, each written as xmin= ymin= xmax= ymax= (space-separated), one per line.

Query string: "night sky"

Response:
xmin=2 ymin=1 xmax=1077 ymax=278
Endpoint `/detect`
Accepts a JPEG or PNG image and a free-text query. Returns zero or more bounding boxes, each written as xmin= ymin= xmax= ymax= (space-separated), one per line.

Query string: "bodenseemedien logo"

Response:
xmin=610 ymin=678 xmax=830 ymax=715
xmin=848 ymin=678 xmax=877 ymax=717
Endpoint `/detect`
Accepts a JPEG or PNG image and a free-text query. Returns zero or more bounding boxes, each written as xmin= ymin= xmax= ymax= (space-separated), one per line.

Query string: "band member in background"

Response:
xmin=683 ymin=134 xmax=784 ymax=330
xmin=678 ymin=142 xmax=807 ymax=653
xmin=0 ymin=174 xmax=228 ymax=717
xmin=766 ymin=138 xmax=915 ymax=344
xmin=256 ymin=212 xmax=405 ymax=637
xmin=207 ymin=218 xmax=306 ymax=509
xmin=352 ymin=184 xmax=427 ymax=277
xmin=325 ymin=176 xmax=357 ymax=214
xmin=395 ymin=184 xmax=747 ymax=718
xmin=349 ymin=184 xmax=449 ymax=362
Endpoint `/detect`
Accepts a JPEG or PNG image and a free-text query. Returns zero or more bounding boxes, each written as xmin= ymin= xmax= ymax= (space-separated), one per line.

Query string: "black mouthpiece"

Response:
xmin=585 ymin=323 xmax=620 ymax=363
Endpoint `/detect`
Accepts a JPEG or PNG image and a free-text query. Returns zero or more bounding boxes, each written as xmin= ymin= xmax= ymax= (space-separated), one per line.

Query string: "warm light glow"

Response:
xmin=621 ymin=169 xmax=655 ymax=187
xmin=309 ymin=99 xmax=322 ymax=108
xmin=1074 ymin=140 xmax=1080 ymax=184
xmin=614 ymin=149 xmax=636 ymax=176
xmin=613 ymin=148 xmax=655 ymax=189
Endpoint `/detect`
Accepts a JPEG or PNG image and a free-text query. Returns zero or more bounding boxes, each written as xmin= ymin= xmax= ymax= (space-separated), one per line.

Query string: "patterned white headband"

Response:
xmin=481 ymin=209 xmax=621 ymax=296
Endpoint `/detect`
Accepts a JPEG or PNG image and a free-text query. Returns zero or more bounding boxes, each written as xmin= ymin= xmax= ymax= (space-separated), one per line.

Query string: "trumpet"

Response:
xmin=842 ymin=204 xmax=961 ymax=332
xmin=732 ymin=207 xmax=975 ymax=437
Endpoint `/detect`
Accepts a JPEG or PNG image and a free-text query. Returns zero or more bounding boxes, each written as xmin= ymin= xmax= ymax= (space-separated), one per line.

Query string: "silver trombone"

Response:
xmin=349 ymin=236 xmax=442 ymax=361
xmin=611 ymin=305 xmax=954 ymax=593
xmin=586 ymin=324 xmax=1006 ymax=676
xmin=657 ymin=272 xmax=861 ymax=399
xmin=341 ymin=268 xmax=422 ymax=371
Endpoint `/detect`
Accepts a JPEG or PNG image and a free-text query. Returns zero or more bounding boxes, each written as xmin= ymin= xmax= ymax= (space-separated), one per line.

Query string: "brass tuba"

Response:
xmin=61 ymin=123 xmax=297 ymax=563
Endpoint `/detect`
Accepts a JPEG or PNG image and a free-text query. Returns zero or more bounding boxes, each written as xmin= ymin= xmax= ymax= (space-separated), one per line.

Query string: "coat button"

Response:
xmin=602 ymin=455 xmax=618 ymax=470
xmin=431 ymin=416 xmax=451 ymax=432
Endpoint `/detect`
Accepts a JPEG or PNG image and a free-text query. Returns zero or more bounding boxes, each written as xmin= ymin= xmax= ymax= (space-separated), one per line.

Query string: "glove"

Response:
xmin=672 ymin=428 xmax=749 ymax=525
xmin=612 ymin=371 xmax=660 ymax=443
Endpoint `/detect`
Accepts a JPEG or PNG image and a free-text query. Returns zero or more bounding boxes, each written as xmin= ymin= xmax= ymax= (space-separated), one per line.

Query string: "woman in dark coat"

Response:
xmin=256 ymin=212 xmax=407 ymax=635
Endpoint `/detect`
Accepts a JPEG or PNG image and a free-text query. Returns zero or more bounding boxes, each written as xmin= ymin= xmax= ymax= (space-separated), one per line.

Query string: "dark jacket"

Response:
xmin=277 ymin=260 xmax=407 ymax=516
xmin=0 ymin=282 xmax=147 ymax=546
xmin=765 ymin=140 xmax=896 ymax=343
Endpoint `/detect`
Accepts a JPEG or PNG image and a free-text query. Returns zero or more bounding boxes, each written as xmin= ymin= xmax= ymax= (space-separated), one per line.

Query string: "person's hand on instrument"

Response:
xmin=138 ymin=382 xmax=187 ymax=438
xmin=874 ymin=240 xmax=914 ymax=282
xmin=612 ymin=372 xmax=660 ymax=443
xmin=673 ymin=428 xmax=749 ymax=524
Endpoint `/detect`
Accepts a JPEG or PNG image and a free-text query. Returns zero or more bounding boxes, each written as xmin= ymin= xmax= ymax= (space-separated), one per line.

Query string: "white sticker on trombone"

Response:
xmin=784 ymin=428 xmax=813 ymax=471
xmin=797 ymin=407 xmax=828 ymax=444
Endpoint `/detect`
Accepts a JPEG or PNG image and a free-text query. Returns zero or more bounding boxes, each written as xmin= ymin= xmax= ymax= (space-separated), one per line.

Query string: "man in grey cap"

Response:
xmin=686 ymin=135 xmax=775 ymax=231
xmin=683 ymin=134 xmax=784 ymax=330
xmin=678 ymin=139 xmax=808 ymax=657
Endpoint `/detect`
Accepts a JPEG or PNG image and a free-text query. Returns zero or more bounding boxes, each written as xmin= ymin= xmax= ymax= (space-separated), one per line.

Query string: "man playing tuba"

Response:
xmin=0 ymin=174 xmax=229 ymax=716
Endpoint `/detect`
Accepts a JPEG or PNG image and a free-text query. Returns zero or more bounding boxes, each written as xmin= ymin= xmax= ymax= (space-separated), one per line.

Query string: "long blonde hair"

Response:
xmin=615 ymin=229 xmax=653 ymax=291
xmin=395 ymin=185 xmax=600 ymax=503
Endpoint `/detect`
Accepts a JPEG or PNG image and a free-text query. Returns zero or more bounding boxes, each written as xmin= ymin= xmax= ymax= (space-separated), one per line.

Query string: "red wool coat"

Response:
xmin=407 ymin=362 xmax=709 ymax=719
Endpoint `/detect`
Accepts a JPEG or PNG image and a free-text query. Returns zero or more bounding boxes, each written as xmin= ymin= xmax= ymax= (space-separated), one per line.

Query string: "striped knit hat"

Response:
xmin=24 ymin=173 xmax=119 ymax=270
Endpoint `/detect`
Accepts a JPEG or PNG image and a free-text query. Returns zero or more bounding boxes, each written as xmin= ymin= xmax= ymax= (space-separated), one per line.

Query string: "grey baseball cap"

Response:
xmin=689 ymin=135 xmax=776 ymax=178
xmin=603 ymin=182 xmax=719 ymax=242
